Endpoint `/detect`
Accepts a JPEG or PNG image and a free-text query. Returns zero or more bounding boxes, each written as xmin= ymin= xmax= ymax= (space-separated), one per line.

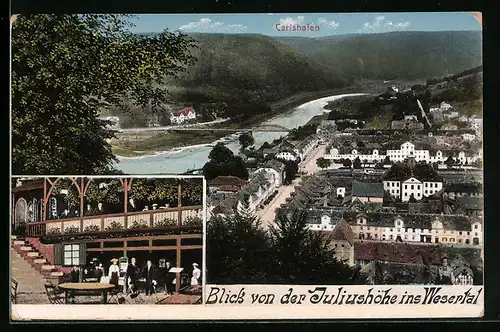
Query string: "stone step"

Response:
xmin=19 ymin=246 xmax=32 ymax=251
xmin=13 ymin=240 xmax=25 ymax=246
xmin=41 ymin=265 xmax=55 ymax=270
xmin=26 ymin=252 xmax=39 ymax=257
xmin=33 ymin=258 xmax=47 ymax=264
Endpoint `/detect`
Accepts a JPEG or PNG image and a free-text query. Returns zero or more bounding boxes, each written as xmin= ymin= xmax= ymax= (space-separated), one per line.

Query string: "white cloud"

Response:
xmin=178 ymin=18 xmax=247 ymax=33
xmin=360 ymin=15 xmax=411 ymax=33
xmin=318 ymin=17 xmax=340 ymax=29
xmin=278 ymin=16 xmax=305 ymax=26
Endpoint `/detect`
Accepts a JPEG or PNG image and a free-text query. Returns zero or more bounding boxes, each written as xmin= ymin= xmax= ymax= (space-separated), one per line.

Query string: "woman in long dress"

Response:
xmin=191 ymin=262 xmax=201 ymax=286
xmin=108 ymin=258 xmax=120 ymax=288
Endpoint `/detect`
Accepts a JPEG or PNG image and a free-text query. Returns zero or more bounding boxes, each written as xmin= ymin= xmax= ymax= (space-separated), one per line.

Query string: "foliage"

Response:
xmin=12 ymin=14 xmax=197 ymax=174
xmin=353 ymin=157 xmax=362 ymax=169
xmin=288 ymin=124 xmax=318 ymax=141
xmin=206 ymin=212 xmax=271 ymax=284
xmin=154 ymin=218 xmax=177 ymax=228
xmin=206 ymin=209 xmax=367 ymax=284
xmin=238 ymin=132 xmax=255 ymax=150
xmin=46 ymin=227 xmax=61 ymax=235
xmin=104 ymin=220 xmax=124 ymax=231
xmin=86 ymin=179 xmax=122 ymax=207
xmin=445 ymin=156 xmax=456 ymax=169
xmin=184 ymin=216 xmax=203 ymax=227
xmin=129 ymin=219 xmax=149 ymax=229
xmin=203 ymin=143 xmax=249 ymax=181
xmin=316 ymin=157 xmax=332 ymax=170
xmin=64 ymin=225 xmax=80 ymax=234
xmin=279 ymin=31 xmax=482 ymax=80
xmin=83 ymin=224 xmax=101 ymax=232
xmin=283 ymin=160 xmax=299 ymax=184
xmin=343 ymin=159 xmax=352 ymax=168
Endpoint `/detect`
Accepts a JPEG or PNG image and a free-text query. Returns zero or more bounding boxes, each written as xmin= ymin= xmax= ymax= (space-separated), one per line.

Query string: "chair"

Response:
xmin=108 ymin=284 xmax=125 ymax=304
xmin=11 ymin=278 xmax=18 ymax=304
xmin=45 ymin=282 xmax=65 ymax=304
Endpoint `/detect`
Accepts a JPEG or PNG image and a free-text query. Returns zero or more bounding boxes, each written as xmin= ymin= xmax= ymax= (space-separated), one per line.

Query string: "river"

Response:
xmin=115 ymin=93 xmax=368 ymax=174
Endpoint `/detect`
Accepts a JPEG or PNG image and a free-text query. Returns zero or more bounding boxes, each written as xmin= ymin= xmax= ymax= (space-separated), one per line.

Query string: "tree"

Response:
xmin=353 ymin=157 xmax=362 ymax=169
xmin=203 ymin=143 xmax=249 ymax=180
xmin=445 ymin=156 xmax=455 ymax=169
xmin=342 ymin=159 xmax=352 ymax=168
xmin=383 ymin=156 xmax=392 ymax=165
xmin=283 ymin=160 xmax=299 ymax=184
xmin=316 ymin=157 xmax=332 ymax=170
xmin=206 ymin=212 xmax=271 ymax=284
xmin=238 ymin=132 xmax=255 ymax=150
xmin=268 ymin=210 xmax=366 ymax=284
xmin=12 ymin=14 xmax=197 ymax=174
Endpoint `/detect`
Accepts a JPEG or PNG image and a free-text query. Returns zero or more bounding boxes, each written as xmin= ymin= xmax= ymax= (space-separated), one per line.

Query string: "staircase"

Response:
xmin=11 ymin=236 xmax=70 ymax=286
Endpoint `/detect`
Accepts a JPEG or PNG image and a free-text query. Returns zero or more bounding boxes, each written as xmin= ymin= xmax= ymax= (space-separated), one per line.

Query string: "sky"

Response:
xmin=128 ymin=12 xmax=481 ymax=37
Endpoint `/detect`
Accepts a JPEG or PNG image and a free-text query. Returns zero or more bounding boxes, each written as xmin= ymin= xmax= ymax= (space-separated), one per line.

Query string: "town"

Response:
xmin=206 ymin=71 xmax=483 ymax=286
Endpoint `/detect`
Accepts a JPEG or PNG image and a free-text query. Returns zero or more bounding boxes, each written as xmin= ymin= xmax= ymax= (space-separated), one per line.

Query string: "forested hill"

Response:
xmin=177 ymin=33 xmax=352 ymax=103
xmin=276 ymin=31 xmax=482 ymax=80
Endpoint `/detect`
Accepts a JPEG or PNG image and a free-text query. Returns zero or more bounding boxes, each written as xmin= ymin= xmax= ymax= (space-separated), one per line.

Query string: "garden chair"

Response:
xmin=45 ymin=282 xmax=65 ymax=304
xmin=11 ymin=278 xmax=18 ymax=304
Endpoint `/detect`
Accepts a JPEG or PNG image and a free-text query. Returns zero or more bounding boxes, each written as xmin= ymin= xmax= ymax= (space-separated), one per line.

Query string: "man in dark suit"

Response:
xmin=164 ymin=261 xmax=175 ymax=294
xmin=142 ymin=260 xmax=158 ymax=296
xmin=126 ymin=257 xmax=139 ymax=294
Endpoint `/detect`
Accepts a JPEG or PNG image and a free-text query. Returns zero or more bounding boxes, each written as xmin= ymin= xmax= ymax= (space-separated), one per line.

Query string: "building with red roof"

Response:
xmin=170 ymin=107 xmax=196 ymax=124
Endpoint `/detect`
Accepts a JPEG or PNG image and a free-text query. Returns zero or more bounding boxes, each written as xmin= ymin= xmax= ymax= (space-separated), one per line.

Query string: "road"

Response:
xmin=257 ymin=143 xmax=328 ymax=228
xmin=115 ymin=118 xmax=231 ymax=133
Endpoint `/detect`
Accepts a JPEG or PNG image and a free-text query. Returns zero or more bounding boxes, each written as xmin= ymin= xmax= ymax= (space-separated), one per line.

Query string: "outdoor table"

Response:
xmin=58 ymin=283 xmax=116 ymax=304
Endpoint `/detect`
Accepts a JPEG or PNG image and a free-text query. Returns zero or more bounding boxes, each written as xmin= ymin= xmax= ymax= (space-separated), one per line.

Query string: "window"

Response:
xmin=64 ymin=244 xmax=80 ymax=266
xmin=375 ymin=234 xmax=378 ymax=238
xmin=425 ymin=183 xmax=428 ymax=188
xmin=405 ymin=185 xmax=408 ymax=190
xmin=390 ymin=235 xmax=393 ymax=240
xmin=411 ymin=185 xmax=414 ymax=190
xmin=390 ymin=228 xmax=393 ymax=232
xmin=459 ymin=231 xmax=462 ymax=235
xmin=474 ymin=225 xmax=478 ymax=229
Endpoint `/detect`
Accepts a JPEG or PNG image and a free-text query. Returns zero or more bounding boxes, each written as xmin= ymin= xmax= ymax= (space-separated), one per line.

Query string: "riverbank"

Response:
xmin=111 ymin=82 xmax=385 ymax=157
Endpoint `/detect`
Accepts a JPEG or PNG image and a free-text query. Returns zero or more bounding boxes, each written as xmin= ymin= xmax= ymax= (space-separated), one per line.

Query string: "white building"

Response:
xmin=462 ymin=133 xmax=476 ymax=141
xmin=276 ymin=150 xmax=299 ymax=162
xmin=170 ymin=107 xmax=196 ymax=124
xmin=348 ymin=213 xmax=482 ymax=246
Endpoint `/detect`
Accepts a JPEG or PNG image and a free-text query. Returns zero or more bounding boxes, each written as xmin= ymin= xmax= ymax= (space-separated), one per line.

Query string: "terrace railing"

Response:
xmin=25 ymin=205 xmax=203 ymax=237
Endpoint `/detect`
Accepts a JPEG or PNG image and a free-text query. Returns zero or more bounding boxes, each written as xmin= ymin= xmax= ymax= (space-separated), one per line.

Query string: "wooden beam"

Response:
xmin=177 ymin=181 xmax=182 ymax=227
xmin=176 ymin=237 xmax=181 ymax=292
xmin=96 ymin=234 xmax=202 ymax=242
xmin=86 ymin=245 xmax=202 ymax=252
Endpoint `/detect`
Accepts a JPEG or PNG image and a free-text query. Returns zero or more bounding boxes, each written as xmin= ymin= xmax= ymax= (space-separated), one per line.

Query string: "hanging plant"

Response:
xmin=129 ymin=218 xmax=149 ymax=229
xmin=84 ymin=224 xmax=101 ymax=233
xmin=104 ymin=221 xmax=124 ymax=231
xmin=153 ymin=218 xmax=177 ymax=228
xmin=184 ymin=216 xmax=202 ymax=227
xmin=85 ymin=180 xmax=108 ymax=207
xmin=64 ymin=225 xmax=80 ymax=234
xmin=46 ymin=228 xmax=61 ymax=235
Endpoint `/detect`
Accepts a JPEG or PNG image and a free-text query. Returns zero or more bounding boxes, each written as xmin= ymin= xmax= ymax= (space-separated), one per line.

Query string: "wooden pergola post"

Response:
xmin=120 ymin=178 xmax=134 ymax=229
xmin=176 ymin=237 xmax=181 ymax=292
xmin=43 ymin=178 xmax=61 ymax=221
xmin=177 ymin=181 xmax=182 ymax=227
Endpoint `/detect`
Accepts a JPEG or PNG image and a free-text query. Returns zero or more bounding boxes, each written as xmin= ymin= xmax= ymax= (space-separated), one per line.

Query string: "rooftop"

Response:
xmin=352 ymin=181 xmax=384 ymax=198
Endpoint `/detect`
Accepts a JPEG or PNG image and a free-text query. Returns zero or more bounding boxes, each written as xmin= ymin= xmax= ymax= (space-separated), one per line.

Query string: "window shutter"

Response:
xmin=79 ymin=243 xmax=87 ymax=266
xmin=53 ymin=243 xmax=63 ymax=266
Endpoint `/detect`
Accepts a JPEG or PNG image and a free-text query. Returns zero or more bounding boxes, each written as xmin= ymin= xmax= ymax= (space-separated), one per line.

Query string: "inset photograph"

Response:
xmin=11 ymin=176 xmax=204 ymax=305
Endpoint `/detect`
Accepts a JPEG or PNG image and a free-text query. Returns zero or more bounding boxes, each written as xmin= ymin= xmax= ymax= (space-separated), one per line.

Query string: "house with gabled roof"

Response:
xmin=170 ymin=107 xmax=196 ymax=124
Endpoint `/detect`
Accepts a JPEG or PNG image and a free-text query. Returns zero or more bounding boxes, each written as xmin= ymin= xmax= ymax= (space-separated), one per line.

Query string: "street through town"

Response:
xmin=257 ymin=143 xmax=328 ymax=228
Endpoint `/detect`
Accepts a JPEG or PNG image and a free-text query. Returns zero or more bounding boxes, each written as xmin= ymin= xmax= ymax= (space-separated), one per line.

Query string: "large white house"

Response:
xmin=382 ymin=162 xmax=443 ymax=202
xmin=170 ymin=107 xmax=196 ymax=124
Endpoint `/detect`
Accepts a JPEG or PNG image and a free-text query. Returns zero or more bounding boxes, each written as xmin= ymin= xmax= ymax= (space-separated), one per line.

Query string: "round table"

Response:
xmin=58 ymin=283 xmax=116 ymax=304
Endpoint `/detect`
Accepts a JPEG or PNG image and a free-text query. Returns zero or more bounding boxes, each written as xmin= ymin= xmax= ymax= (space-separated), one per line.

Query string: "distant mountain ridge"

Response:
xmin=276 ymin=30 xmax=482 ymax=80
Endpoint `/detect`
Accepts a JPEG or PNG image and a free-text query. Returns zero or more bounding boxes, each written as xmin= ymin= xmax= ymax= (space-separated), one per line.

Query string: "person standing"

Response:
xmin=108 ymin=258 xmax=120 ymax=288
xmin=142 ymin=260 xmax=157 ymax=296
xmin=191 ymin=262 xmax=201 ymax=286
xmin=70 ymin=266 xmax=81 ymax=283
xmin=126 ymin=257 xmax=139 ymax=294
xmin=164 ymin=261 xmax=175 ymax=294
